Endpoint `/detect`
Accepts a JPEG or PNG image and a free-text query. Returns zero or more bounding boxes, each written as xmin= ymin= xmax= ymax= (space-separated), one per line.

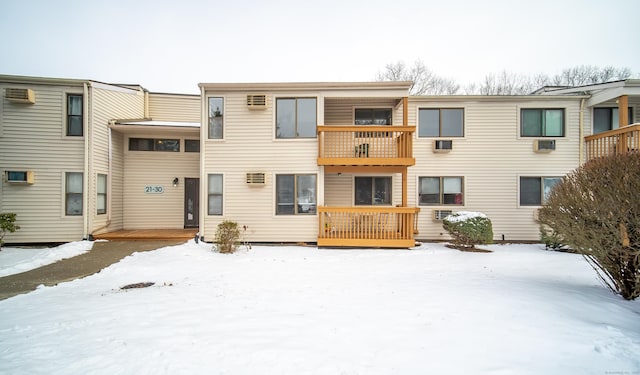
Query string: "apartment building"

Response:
xmin=2 ymin=75 xmax=638 ymax=247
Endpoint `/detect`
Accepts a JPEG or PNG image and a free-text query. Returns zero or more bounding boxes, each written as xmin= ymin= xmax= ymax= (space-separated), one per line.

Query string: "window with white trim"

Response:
xmin=208 ymin=174 xmax=223 ymax=215
xmin=276 ymin=174 xmax=317 ymax=214
xmin=208 ymin=97 xmax=224 ymax=139
xmin=520 ymin=176 xmax=562 ymax=206
xmin=66 ymin=172 xmax=83 ymax=216
xmin=355 ymin=176 xmax=392 ymax=206
xmin=97 ymin=174 xmax=107 ymax=215
xmin=419 ymin=108 xmax=464 ymax=137
xmin=276 ymin=98 xmax=317 ymax=139
xmin=521 ymin=109 xmax=564 ymax=137
xmin=419 ymin=177 xmax=464 ymax=205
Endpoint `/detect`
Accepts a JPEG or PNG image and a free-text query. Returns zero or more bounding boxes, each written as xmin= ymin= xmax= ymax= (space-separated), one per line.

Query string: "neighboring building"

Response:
xmin=2 ymin=75 xmax=638 ymax=247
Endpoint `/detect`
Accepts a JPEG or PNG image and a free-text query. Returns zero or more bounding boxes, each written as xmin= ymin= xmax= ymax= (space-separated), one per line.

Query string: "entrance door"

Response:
xmin=184 ymin=178 xmax=199 ymax=228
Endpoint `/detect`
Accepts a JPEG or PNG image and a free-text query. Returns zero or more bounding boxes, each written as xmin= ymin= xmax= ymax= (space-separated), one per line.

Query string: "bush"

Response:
xmin=538 ymin=152 xmax=640 ymax=300
xmin=539 ymin=224 xmax=567 ymax=251
xmin=214 ymin=220 xmax=240 ymax=254
xmin=0 ymin=213 xmax=20 ymax=250
xmin=442 ymin=211 xmax=493 ymax=249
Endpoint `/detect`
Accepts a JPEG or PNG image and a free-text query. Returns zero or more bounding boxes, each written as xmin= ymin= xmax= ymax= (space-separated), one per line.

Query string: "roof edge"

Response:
xmin=198 ymin=81 xmax=413 ymax=91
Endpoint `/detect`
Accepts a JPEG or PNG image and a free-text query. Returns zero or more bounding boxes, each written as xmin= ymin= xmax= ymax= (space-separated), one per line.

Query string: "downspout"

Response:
xmin=579 ymin=98 xmax=585 ymax=165
xmin=199 ymin=85 xmax=206 ymax=241
xmin=83 ymin=82 xmax=90 ymax=240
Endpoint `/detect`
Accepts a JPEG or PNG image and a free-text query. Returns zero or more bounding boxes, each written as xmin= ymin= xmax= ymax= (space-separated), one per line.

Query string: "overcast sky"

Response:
xmin=1 ymin=0 xmax=638 ymax=94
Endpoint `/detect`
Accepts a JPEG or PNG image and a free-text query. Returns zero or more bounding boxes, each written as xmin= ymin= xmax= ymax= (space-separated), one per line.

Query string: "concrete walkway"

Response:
xmin=0 ymin=240 xmax=186 ymax=301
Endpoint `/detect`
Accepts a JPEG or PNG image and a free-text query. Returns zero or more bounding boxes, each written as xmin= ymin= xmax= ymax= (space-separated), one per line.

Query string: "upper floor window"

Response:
xmin=521 ymin=109 xmax=564 ymax=137
xmin=520 ymin=176 xmax=562 ymax=206
xmin=276 ymin=174 xmax=317 ymax=214
xmin=355 ymin=176 xmax=392 ymax=206
xmin=67 ymin=94 xmax=83 ymax=136
xmin=419 ymin=108 xmax=464 ymax=137
xmin=185 ymin=139 xmax=200 ymax=152
xmin=593 ymin=107 xmax=634 ymax=134
xmin=208 ymin=97 xmax=224 ymax=139
xmin=355 ymin=108 xmax=392 ymax=125
xmin=276 ymin=98 xmax=317 ymax=139
xmin=419 ymin=176 xmax=464 ymax=205
xmin=129 ymin=138 xmax=180 ymax=152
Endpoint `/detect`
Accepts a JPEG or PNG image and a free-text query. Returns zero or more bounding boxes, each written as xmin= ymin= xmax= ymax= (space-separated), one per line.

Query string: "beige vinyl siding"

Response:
xmin=324 ymin=98 xmax=400 ymax=125
xmin=201 ymin=92 xmax=319 ymax=243
xmin=123 ymin=135 xmax=199 ymax=229
xmin=148 ymin=93 xmax=200 ymax=122
xmin=89 ymin=86 xmax=144 ymax=234
xmin=409 ymin=97 xmax=584 ymax=241
xmin=0 ymin=83 xmax=85 ymax=242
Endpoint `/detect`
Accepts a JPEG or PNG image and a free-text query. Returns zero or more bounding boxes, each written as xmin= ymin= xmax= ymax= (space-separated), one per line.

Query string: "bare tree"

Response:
xmin=375 ymin=60 xmax=460 ymax=95
xmin=551 ymin=65 xmax=632 ymax=86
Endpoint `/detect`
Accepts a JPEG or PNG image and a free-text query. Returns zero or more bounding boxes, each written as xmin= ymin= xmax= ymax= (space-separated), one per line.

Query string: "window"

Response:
xmin=355 ymin=108 xmax=392 ymax=125
xmin=276 ymin=174 xmax=317 ymax=214
xmin=593 ymin=107 xmax=634 ymax=134
xmin=276 ymin=98 xmax=317 ymax=138
xmin=7 ymin=171 xmax=27 ymax=182
xmin=185 ymin=139 xmax=200 ymax=152
xmin=208 ymin=97 xmax=224 ymax=139
xmin=521 ymin=109 xmax=564 ymax=137
xmin=520 ymin=177 xmax=562 ymax=206
xmin=419 ymin=108 xmax=464 ymax=137
xmin=66 ymin=172 xmax=83 ymax=216
xmin=97 ymin=174 xmax=107 ymax=215
xmin=67 ymin=94 xmax=83 ymax=136
xmin=208 ymin=174 xmax=223 ymax=215
xmin=419 ymin=177 xmax=464 ymax=205
xmin=129 ymin=138 xmax=180 ymax=152
xmin=355 ymin=177 xmax=392 ymax=205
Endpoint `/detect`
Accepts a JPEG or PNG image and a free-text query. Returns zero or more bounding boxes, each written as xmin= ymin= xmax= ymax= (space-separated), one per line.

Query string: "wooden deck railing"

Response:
xmin=317 ymin=206 xmax=420 ymax=248
xmin=317 ymin=126 xmax=415 ymax=166
xmin=585 ymin=124 xmax=640 ymax=161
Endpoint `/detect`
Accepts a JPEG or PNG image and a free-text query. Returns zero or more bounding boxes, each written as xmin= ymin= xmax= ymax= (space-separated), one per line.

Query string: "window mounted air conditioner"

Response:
xmin=6 ymin=171 xmax=35 ymax=184
xmin=534 ymin=139 xmax=556 ymax=153
xmin=246 ymin=172 xmax=266 ymax=185
xmin=5 ymin=88 xmax=35 ymax=104
xmin=246 ymin=95 xmax=267 ymax=109
xmin=433 ymin=209 xmax=453 ymax=221
xmin=433 ymin=140 xmax=453 ymax=153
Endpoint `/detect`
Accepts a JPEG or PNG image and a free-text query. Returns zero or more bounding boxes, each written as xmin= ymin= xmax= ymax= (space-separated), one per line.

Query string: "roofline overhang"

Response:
xmin=198 ymin=81 xmax=413 ymax=92
xmin=0 ymin=74 xmax=145 ymax=93
xmin=538 ymin=79 xmax=640 ymax=95
xmin=409 ymin=94 xmax=590 ymax=101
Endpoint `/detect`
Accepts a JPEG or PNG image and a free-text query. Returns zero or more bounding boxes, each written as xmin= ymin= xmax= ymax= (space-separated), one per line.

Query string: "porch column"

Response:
xmin=619 ymin=95 xmax=629 ymax=154
xmin=403 ymin=97 xmax=408 ymax=126
xmin=618 ymin=95 xmax=629 ymax=127
xmin=402 ymin=96 xmax=408 ymax=207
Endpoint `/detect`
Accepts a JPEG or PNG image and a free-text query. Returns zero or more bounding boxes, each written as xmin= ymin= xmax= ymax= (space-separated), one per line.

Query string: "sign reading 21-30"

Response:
xmin=144 ymin=185 xmax=164 ymax=194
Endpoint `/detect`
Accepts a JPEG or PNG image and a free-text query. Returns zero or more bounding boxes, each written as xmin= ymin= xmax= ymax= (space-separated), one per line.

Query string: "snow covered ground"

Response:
xmin=0 ymin=241 xmax=94 ymax=277
xmin=1 ymin=241 xmax=639 ymax=375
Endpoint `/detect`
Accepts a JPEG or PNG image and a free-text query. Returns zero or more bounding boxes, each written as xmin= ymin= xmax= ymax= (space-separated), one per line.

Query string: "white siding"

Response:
xmin=409 ymin=97 xmax=584 ymax=241
xmin=0 ymin=83 xmax=85 ymax=243
xmin=89 ymin=86 xmax=145 ymax=234
xmin=123 ymin=136 xmax=200 ymax=229
xmin=148 ymin=93 xmax=200 ymax=122
xmin=201 ymin=92 xmax=320 ymax=242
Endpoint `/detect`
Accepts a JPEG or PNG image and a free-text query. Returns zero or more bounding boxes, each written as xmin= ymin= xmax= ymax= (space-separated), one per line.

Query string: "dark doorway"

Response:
xmin=184 ymin=178 xmax=199 ymax=228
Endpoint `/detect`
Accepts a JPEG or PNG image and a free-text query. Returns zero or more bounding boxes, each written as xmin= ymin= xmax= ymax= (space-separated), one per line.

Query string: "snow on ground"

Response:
xmin=0 ymin=241 xmax=94 ymax=277
xmin=1 ymin=241 xmax=639 ymax=375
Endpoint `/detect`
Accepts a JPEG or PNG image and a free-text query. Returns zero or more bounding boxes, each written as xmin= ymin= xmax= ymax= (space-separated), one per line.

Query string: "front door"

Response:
xmin=184 ymin=178 xmax=199 ymax=228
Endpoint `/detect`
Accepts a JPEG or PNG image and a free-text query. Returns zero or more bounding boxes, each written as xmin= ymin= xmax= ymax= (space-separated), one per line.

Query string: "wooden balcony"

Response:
xmin=317 ymin=206 xmax=420 ymax=248
xmin=585 ymin=124 xmax=640 ymax=161
xmin=317 ymin=126 xmax=415 ymax=167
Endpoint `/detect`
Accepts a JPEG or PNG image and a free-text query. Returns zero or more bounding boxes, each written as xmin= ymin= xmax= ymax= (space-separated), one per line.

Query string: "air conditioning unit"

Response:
xmin=534 ymin=139 xmax=556 ymax=153
xmin=6 ymin=170 xmax=35 ymax=184
xmin=5 ymin=88 xmax=35 ymax=104
xmin=433 ymin=209 xmax=453 ymax=221
xmin=433 ymin=140 xmax=453 ymax=153
xmin=246 ymin=95 xmax=267 ymax=109
xmin=246 ymin=172 xmax=266 ymax=185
